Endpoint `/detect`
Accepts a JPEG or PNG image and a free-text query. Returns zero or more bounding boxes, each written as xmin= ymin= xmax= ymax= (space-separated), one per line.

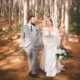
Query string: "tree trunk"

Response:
xmin=19 ymin=1 xmax=21 ymax=23
xmin=35 ymin=0 xmax=38 ymax=17
xmin=61 ymin=3 xmax=65 ymax=27
xmin=0 ymin=0 xmax=1 ymax=15
xmin=9 ymin=0 xmax=12 ymax=29
xmin=23 ymin=0 xmax=28 ymax=25
xmin=54 ymin=0 xmax=58 ymax=25
xmin=64 ymin=0 xmax=69 ymax=41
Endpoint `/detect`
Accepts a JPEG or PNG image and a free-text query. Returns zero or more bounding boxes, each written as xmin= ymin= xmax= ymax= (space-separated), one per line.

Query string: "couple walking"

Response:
xmin=21 ymin=15 xmax=64 ymax=78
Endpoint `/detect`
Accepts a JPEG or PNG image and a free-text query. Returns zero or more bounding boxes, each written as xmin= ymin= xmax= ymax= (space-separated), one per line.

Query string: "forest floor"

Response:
xmin=0 ymin=18 xmax=80 ymax=80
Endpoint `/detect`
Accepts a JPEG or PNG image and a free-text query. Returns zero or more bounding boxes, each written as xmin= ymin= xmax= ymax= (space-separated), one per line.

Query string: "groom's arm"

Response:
xmin=21 ymin=25 xmax=34 ymax=50
xmin=21 ymin=26 xmax=25 ymax=47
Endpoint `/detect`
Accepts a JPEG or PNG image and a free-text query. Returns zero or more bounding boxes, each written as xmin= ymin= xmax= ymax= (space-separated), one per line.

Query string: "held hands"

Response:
xmin=30 ymin=44 xmax=34 ymax=51
xmin=30 ymin=48 xmax=34 ymax=51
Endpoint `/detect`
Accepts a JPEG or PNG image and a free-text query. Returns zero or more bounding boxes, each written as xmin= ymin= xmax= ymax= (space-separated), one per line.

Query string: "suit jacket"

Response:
xmin=21 ymin=25 xmax=42 ymax=50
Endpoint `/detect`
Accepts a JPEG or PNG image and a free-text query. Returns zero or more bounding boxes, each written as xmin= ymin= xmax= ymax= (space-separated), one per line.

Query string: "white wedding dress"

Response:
xmin=40 ymin=27 xmax=64 ymax=77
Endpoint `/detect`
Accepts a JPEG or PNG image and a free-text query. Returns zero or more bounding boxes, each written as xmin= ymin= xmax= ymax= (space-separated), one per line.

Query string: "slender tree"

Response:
xmin=64 ymin=0 xmax=69 ymax=41
xmin=23 ymin=0 xmax=28 ymax=25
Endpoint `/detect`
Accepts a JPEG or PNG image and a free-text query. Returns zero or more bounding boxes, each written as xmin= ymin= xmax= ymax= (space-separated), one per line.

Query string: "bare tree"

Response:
xmin=64 ymin=0 xmax=69 ymax=41
xmin=23 ymin=0 xmax=28 ymax=25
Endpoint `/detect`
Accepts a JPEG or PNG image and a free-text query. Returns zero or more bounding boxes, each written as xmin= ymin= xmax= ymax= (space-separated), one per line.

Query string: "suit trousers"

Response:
xmin=24 ymin=47 xmax=39 ymax=74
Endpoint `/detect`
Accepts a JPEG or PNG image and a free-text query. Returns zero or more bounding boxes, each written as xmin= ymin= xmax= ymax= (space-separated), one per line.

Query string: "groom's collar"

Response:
xmin=28 ymin=23 xmax=32 ymax=27
xmin=28 ymin=23 xmax=33 ymax=29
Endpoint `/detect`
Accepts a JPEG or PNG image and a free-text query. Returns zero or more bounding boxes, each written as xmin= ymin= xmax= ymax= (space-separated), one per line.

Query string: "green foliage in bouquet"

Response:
xmin=56 ymin=48 xmax=70 ymax=60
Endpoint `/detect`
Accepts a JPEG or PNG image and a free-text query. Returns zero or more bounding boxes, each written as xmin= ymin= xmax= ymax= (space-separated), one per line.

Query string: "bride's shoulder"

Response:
xmin=41 ymin=27 xmax=48 ymax=35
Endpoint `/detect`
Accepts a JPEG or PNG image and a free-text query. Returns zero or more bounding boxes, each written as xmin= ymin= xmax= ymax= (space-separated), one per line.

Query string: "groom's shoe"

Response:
xmin=28 ymin=71 xmax=38 ymax=78
xmin=30 ymin=73 xmax=38 ymax=78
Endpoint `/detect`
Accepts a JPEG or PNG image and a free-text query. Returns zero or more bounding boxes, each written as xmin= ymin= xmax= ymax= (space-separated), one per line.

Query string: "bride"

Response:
xmin=40 ymin=17 xmax=64 ymax=77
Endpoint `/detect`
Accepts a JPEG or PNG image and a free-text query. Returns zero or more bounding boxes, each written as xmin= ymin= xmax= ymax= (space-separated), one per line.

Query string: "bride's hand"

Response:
xmin=57 ymin=46 xmax=60 ymax=49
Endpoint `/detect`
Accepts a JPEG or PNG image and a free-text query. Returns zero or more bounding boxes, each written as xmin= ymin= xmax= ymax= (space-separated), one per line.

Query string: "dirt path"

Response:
xmin=0 ymin=37 xmax=80 ymax=80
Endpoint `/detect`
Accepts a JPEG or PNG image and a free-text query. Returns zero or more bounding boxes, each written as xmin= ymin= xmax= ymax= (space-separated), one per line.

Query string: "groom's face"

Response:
xmin=31 ymin=17 xmax=36 ymax=25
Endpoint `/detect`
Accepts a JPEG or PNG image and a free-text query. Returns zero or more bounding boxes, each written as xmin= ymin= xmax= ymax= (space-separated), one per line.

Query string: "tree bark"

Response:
xmin=23 ymin=0 xmax=28 ymax=25
xmin=64 ymin=0 xmax=69 ymax=41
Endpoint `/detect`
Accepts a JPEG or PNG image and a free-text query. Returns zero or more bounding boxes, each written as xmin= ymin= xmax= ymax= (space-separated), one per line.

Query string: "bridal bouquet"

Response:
xmin=56 ymin=48 xmax=69 ymax=60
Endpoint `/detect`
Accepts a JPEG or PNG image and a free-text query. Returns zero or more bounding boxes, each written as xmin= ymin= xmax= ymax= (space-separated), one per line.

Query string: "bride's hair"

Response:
xmin=44 ymin=17 xmax=53 ymax=27
xmin=50 ymin=19 xmax=53 ymax=25
xmin=48 ymin=18 xmax=53 ymax=26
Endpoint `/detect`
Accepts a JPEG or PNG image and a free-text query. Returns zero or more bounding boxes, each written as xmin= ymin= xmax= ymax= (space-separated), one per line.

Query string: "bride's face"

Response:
xmin=46 ymin=19 xmax=53 ymax=27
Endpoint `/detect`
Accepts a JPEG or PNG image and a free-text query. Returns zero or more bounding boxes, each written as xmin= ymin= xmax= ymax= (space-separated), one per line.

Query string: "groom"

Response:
xmin=21 ymin=15 xmax=42 ymax=77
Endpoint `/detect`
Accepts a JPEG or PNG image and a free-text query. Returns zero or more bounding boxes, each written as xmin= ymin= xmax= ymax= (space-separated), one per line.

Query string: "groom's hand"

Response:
xmin=30 ymin=48 xmax=34 ymax=51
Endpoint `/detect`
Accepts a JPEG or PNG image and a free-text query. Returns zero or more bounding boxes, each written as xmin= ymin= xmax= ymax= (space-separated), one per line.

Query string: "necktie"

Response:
xmin=30 ymin=26 xmax=33 ymax=31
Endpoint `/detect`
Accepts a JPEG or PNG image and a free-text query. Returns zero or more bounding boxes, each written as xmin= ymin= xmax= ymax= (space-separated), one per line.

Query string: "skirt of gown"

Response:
xmin=40 ymin=43 xmax=64 ymax=77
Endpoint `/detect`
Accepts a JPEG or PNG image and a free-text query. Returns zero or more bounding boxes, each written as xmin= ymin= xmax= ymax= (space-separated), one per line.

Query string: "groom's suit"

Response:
xmin=21 ymin=24 xmax=42 ymax=74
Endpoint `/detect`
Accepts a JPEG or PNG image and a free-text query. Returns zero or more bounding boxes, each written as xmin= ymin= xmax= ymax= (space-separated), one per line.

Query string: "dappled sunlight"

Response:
xmin=15 ymin=38 xmax=21 ymax=44
xmin=68 ymin=38 xmax=79 ymax=43
xmin=0 ymin=34 xmax=80 ymax=80
xmin=0 ymin=56 xmax=25 ymax=70
xmin=55 ymin=75 xmax=71 ymax=80
xmin=68 ymin=35 xmax=79 ymax=43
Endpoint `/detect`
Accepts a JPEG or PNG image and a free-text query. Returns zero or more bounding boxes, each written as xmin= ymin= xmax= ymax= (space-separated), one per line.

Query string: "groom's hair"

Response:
xmin=28 ymin=15 xmax=35 ymax=22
